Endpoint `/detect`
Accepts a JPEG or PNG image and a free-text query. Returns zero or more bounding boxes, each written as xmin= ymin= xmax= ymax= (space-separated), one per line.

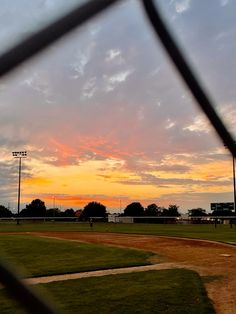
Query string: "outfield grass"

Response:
xmin=0 ymin=269 xmax=215 ymax=313
xmin=0 ymin=235 xmax=153 ymax=277
xmin=0 ymin=221 xmax=235 ymax=243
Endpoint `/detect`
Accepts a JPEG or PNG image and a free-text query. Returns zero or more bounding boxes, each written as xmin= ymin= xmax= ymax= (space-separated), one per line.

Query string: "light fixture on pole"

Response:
xmin=12 ymin=151 xmax=27 ymax=224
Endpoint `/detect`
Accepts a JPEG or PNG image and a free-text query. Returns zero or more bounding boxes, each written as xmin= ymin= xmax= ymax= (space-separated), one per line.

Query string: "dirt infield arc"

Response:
xmin=32 ymin=232 xmax=236 ymax=314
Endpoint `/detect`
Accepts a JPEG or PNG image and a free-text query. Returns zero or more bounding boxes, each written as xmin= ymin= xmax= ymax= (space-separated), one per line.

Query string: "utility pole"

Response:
xmin=12 ymin=151 xmax=27 ymax=225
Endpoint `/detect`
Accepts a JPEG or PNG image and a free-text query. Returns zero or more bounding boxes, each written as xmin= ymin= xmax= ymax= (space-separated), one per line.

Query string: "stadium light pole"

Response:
xmin=224 ymin=144 xmax=236 ymax=214
xmin=232 ymin=155 xmax=236 ymax=214
xmin=12 ymin=151 xmax=27 ymax=224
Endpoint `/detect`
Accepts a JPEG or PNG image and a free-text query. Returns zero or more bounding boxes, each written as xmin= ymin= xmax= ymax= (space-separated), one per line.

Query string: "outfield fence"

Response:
xmin=0 ymin=215 xmax=234 ymax=224
xmin=95 ymin=215 xmax=236 ymax=225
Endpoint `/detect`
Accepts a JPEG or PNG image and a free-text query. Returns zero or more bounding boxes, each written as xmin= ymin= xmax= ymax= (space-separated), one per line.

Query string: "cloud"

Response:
xmin=105 ymin=49 xmax=122 ymax=62
xmin=183 ymin=116 xmax=211 ymax=133
xmin=160 ymin=191 xmax=234 ymax=211
xmin=158 ymin=164 xmax=190 ymax=173
xmin=0 ymin=157 xmax=33 ymax=208
xmin=70 ymin=42 xmax=96 ymax=79
xmin=0 ymin=0 xmax=235 ymax=211
xmin=220 ymin=0 xmax=229 ymax=7
xmin=165 ymin=118 xmax=176 ymax=129
xmin=82 ymin=77 xmax=97 ymax=98
xmin=218 ymin=103 xmax=236 ymax=134
xmin=116 ymin=172 xmax=231 ymax=188
xmin=175 ymin=0 xmax=191 ymax=14
xmin=24 ymin=192 xmax=130 ymax=210
xmin=104 ymin=69 xmax=134 ymax=92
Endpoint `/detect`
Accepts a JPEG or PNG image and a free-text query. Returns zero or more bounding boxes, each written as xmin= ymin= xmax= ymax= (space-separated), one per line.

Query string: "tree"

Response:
xmin=46 ymin=208 xmax=61 ymax=217
xmin=61 ymin=208 xmax=75 ymax=217
xmin=124 ymin=202 xmax=144 ymax=216
xmin=20 ymin=199 xmax=46 ymax=217
xmin=75 ymin=209 xmax=82 ymax=218
xmin=81 ymin=202 xmax=107 ymax=219
xmin=144 ymin=203 xmax=161 ymax=216
xmin=188 ymin=208 xmax=207 ymax=217
xmin=0 ymin=205 xmax=12 ymax=217
xmin=162 ymin=204 xmax=180 ymax=217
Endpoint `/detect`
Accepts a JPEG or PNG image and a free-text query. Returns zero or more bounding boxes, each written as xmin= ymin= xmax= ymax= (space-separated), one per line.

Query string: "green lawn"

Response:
xmin=0 ymin=227 xmax=217 ymax=313
xmin=0 ymin=235 xmax=153 ymax=277
xmin=0 ymin=221 xmax=235 ymax=243
xmin=0 ymin=269 xmax=215 ymax=313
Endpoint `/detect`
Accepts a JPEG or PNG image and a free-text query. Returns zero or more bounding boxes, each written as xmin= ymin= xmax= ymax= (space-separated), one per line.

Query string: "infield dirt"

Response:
xmin=31 ymin=232 xmax=236 ymax=314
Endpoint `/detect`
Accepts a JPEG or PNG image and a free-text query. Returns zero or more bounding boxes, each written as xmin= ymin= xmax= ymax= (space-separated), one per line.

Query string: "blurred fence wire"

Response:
xmin=0 ymin=0 xmax=235 ymax=312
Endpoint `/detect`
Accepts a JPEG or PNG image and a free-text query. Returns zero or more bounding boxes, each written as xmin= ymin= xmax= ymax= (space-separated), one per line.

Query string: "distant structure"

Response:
xmin=211 ymin=202 xmax=234 ymax=212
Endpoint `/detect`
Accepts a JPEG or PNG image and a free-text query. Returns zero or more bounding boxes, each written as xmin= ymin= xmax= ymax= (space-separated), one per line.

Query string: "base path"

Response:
xmin=26 ymin=263 xmax=182 ymax=284
xmin=32 ymin=232 xmax=236 ymax=314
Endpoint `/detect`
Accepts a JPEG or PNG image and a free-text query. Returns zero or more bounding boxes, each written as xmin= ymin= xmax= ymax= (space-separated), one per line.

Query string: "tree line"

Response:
xmin=0 ymin=199 xmax=234 ymax=219
xmin=0 ymin=199 xmax=181 ymax=219
xmin=0 ymin=199 xmax=77 ymax=218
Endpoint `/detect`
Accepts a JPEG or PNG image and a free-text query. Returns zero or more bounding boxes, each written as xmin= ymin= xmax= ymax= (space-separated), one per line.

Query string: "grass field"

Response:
xmin=0 ymin=269 xmax=215 ymax=314
xmin=0 ymin=223 xmax=226 ymax=313
xmin=0 ymin=221 xmax=235 ymax=243
xmin=0 ymin=235 xmax=153 ymax=277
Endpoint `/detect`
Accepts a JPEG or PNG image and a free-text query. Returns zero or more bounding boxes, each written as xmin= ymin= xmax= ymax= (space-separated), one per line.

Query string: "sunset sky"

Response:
xmin=0 ymin=0 xmax=236 ymax=213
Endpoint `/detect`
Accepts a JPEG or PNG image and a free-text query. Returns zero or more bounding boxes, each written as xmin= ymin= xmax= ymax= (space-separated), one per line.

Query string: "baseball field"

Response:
xmin=0 ymin=222 xmax=235 ymax=313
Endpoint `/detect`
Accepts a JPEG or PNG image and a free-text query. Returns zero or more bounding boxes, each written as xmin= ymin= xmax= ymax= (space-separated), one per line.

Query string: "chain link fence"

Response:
xmin=0 ymin=0 xmax=235 ymax=312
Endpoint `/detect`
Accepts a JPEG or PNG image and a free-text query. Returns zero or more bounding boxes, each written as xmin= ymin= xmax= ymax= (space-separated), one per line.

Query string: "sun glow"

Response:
xmin=18 ymin=150 xmax=234 ymax=211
